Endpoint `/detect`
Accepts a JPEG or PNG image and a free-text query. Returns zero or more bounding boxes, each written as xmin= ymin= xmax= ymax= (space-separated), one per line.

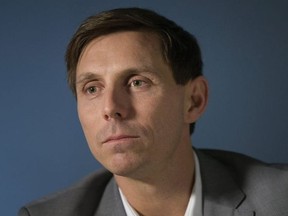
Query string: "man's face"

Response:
xmin=76 ymin=31 xmax=192 ymax=178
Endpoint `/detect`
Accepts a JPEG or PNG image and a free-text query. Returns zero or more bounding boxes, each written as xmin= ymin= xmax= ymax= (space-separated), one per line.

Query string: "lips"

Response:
xmin=102 ymin=135 xmax=139 ymax=144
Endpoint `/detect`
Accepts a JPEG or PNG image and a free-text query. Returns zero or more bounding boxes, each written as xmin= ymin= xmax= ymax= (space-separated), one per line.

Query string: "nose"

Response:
xmin=102 ymin=87 xmax=130 ymax=121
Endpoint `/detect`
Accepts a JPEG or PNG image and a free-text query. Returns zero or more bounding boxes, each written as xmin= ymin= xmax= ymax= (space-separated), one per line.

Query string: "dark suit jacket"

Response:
xmin=19 ymin=149 xmax=288 ymax=216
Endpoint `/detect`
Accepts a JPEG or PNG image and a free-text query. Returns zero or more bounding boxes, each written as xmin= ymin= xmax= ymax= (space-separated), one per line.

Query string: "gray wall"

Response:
xmin=1 ymin=1 xmax=288 ymax=215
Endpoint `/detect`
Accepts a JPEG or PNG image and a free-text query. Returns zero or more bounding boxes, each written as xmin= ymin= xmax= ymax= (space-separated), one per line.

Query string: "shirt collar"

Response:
xmin=119 ymin=150 xmax=202 ymax=216
xmin=184 ymin=150 xmax=202 ymax=216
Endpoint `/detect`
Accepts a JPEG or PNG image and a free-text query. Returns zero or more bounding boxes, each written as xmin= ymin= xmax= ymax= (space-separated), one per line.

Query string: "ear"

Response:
xmin=184 ymin=76 xmax=208 ymax=124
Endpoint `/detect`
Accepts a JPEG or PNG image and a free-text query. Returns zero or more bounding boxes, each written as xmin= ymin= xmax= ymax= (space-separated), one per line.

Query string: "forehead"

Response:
xmin=76 ymin=31 xmax=167 ymax=76
xmin=81 ymin=30 xmax=162 ymax=57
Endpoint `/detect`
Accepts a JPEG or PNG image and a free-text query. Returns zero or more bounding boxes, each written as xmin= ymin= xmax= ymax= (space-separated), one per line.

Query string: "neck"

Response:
xmin=115 ymin=142 xmax=195 ymax=216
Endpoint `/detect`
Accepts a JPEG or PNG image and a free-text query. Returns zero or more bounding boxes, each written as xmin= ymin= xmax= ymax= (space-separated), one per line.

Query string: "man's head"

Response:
xmin=65 ymin=8 xmax=208 ymax=177
xmin=66 ymin=7 xmax=204 ymax=134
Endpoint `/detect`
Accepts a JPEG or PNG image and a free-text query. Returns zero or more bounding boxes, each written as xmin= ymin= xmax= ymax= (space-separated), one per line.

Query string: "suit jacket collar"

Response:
xmin=94 ymin=177 xmax=126 ymax=216
xmin=94 ymin=149 xmax=256 ymax=216
xmin=195 ymin=149 xmax=255 ymax=216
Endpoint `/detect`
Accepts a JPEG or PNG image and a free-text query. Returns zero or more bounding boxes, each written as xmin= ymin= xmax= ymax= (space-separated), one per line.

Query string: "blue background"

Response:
xmin=1 ymin=1 xmax=288 ymax=215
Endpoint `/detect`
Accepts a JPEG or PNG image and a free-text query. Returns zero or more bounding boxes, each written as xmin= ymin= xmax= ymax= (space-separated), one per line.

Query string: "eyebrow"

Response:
xmin=76 ymin=66 xmax=161 ymax=85
xmin=76 ymin=72 xmax=99 ymax=85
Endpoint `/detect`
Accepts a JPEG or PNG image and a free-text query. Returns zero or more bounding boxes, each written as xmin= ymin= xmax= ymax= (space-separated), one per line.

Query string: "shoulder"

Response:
xmin=197 ymin=148 xmax=288 ymax=184
xmin=19 ymin=169 xmax=113 ymax=216
xmin=197 ymin=149 xmax=288 ymax=214
xmin=198 ymin=148 xmax=288 ymax=174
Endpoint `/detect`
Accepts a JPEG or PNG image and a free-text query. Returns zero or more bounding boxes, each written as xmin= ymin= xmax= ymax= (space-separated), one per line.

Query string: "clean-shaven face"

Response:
xmin=76 ymin=31 xmax=191 ymax=179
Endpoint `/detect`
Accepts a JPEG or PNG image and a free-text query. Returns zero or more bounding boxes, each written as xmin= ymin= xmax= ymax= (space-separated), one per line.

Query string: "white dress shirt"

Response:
xmin=119 ymin=151 xmax=202 ymax=216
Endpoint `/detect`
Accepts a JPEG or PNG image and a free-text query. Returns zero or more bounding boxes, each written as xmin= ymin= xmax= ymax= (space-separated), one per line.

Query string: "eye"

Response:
xmin=130 ymin=80 xmax=145 ymax=87
xmin=82 ymin=81 xmax=102 ymax=96
xmin=128 ymin=76 xmax=152 ymax=91
xmin=86 ymin=86 xmax=98 ymax=94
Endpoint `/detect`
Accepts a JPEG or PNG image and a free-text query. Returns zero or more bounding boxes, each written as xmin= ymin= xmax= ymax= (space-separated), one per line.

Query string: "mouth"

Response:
xmin=102 ymin=135 xmax=140 ymax=144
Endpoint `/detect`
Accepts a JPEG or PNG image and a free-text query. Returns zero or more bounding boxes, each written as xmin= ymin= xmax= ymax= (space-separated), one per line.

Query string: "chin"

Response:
xmin=107 ymin=166 xmax=139 ymax=178
xmin=103 ymin=156 xmax=140 ymax=175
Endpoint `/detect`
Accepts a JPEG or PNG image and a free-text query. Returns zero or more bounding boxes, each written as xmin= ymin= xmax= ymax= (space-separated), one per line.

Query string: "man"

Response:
xmin=19 ymin=7 xmax=288 ymax=216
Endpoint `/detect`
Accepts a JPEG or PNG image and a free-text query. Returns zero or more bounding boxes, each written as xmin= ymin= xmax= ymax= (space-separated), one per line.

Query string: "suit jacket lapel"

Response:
xmin=196 ymin=150 xmax=255 ymax=216
xmin=94 ymin=149 xmax=256 ymax=216
xmin=94 ymin=177 xmax=126 ymax=216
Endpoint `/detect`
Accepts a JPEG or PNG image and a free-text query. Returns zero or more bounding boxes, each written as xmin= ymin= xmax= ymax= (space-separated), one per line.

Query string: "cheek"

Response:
xmin=77 ymin=98 xmax=101 ymax=124
xmin=78 ymin=104 xmax=105 ymax=161
xmin=78 ymin=103 xmax=91 ymax=130
xmin=139 ymin=93 xmax=185 ymax=138
xmin=77 ymin=102 xmax=100 ymax=142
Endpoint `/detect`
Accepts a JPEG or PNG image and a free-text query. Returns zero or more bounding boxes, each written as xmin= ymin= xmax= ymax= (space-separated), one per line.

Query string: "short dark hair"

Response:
xmin=65 ymin=7 xmax=203 ymax=134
